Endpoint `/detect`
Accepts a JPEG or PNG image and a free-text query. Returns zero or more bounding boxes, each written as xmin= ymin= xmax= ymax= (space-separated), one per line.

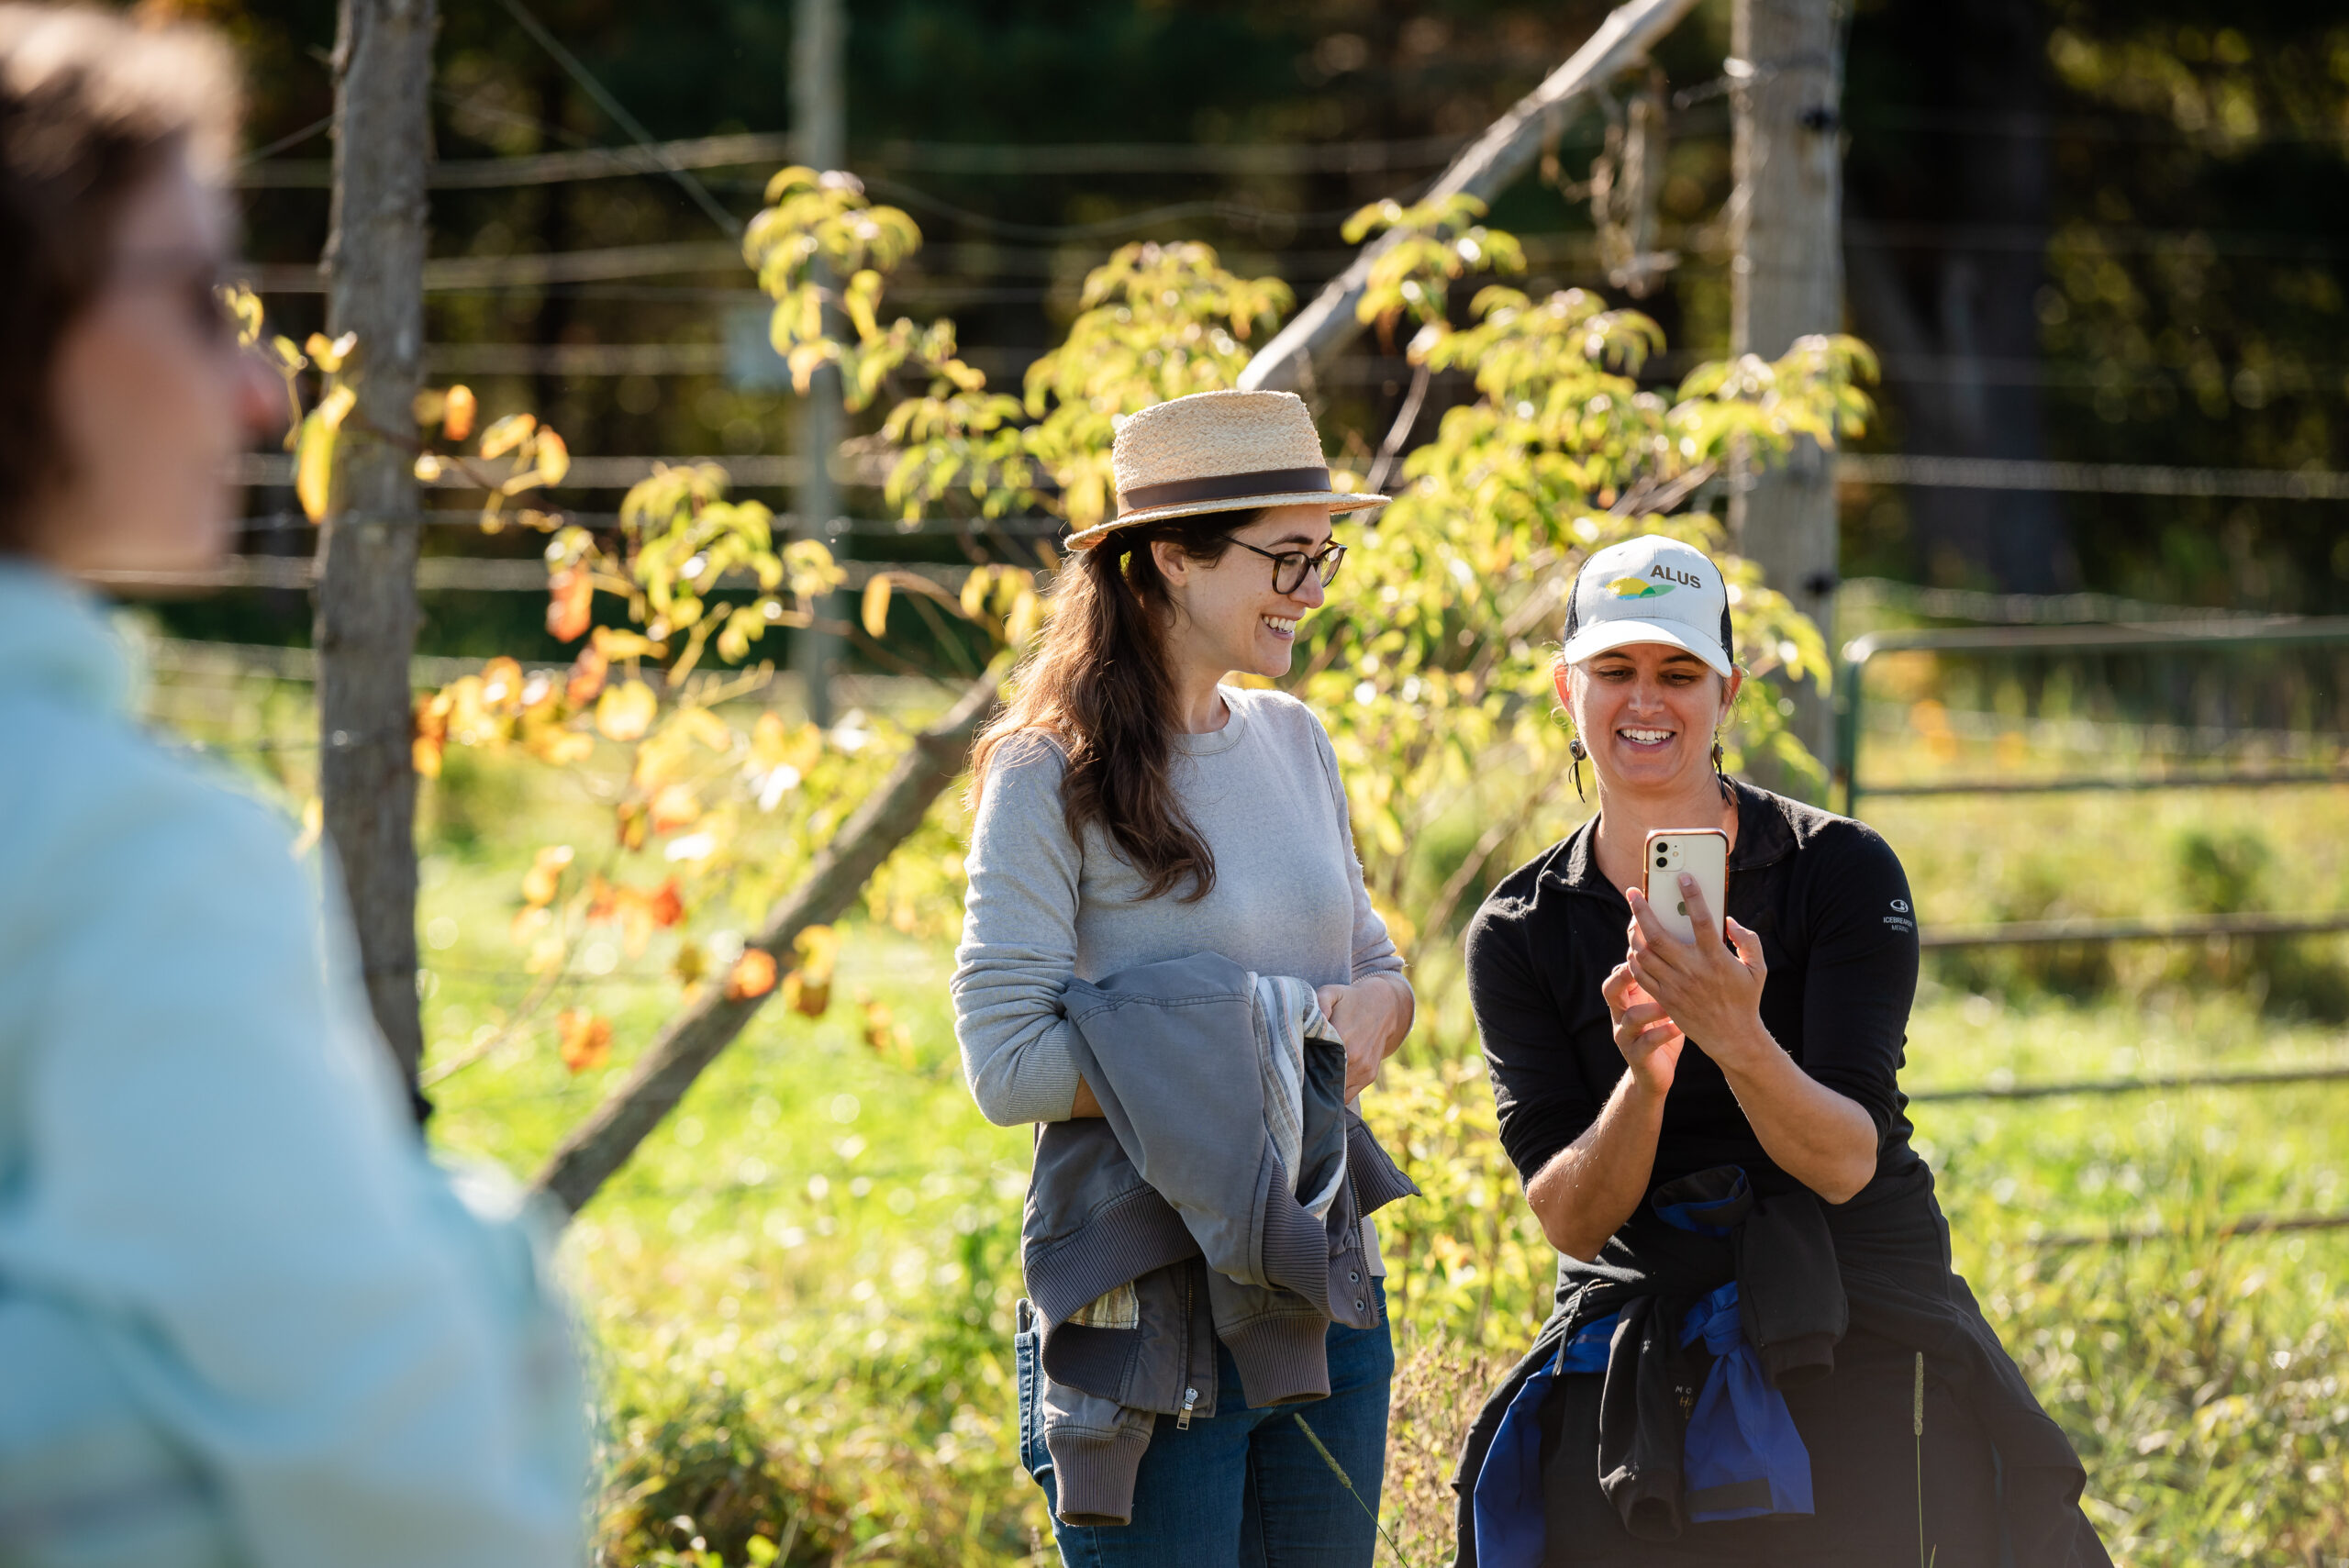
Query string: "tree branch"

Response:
xmin=1238 ymin=0 xmax=1701 ymax=394
xmin=530 ymin=661 xmax=1006 ymax=1218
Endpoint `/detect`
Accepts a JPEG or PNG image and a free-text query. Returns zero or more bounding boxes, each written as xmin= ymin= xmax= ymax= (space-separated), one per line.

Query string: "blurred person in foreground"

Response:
xmin=0 ymin=7 xmax=584 ymax=1566
xmin=1453 ymin=535 xmax=2108 ymax=1565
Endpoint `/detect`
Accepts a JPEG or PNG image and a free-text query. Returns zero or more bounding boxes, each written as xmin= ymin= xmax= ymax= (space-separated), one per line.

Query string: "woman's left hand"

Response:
xmin=1315 ymin=974 xmax=1414 ymax=1099
xmin=1623 ymin=877 xmax=1769 ymax=1066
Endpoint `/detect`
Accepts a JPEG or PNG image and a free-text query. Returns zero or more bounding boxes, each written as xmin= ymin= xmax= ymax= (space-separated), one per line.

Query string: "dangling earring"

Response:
xmin=1568 ymin=736 xmax=1587 ymax=803
xmin=1712 ymin=732 xmax=1731 ymax=803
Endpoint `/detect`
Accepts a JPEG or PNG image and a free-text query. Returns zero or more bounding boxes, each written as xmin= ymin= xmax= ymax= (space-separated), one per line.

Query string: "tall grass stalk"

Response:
xmin=1292 ymin=1414 xmax=1420 ymax=1568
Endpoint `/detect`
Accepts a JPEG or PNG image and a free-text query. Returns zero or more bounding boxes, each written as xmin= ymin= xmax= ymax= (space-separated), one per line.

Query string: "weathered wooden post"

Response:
xmin=791 ymin=0 xmax=845 ymax=727
xmin=317 ymin=0 xmax=435 ymax=1107
xmin=1729 ymin=0 xmax=1844 ymax=785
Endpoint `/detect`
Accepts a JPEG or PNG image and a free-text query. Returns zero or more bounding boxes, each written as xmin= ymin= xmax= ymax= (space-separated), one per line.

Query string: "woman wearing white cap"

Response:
xmin=1453 ymin=535 xmax=2109 ymax=1565
xmin=952 ymin=389 xmax=1417 ymax=1562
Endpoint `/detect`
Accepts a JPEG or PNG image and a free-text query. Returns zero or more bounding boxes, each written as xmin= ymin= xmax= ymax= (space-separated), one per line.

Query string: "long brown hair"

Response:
xmin=968 ymin=508 xmax=1259 ymax=901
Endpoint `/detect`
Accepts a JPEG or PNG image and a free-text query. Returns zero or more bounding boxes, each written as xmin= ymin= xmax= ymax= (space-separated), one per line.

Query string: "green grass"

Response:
xmin=140 ymin=658 xmax=2349 ymax=1564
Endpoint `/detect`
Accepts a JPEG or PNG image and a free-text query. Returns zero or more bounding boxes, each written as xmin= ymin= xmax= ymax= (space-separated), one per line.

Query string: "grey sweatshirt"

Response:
xmin=952 ymin=684 xmax=1405 ymax=1127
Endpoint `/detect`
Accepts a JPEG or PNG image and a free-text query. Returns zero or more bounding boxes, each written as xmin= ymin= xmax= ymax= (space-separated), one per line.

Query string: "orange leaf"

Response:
xmin=547 ymin=566 xmax=593 ymax=642
xmin=411 ymin=688 xmax=452 ymax=778
xmin=725 ymin=948 xmax=778 ymax=1001
xmin=860 ymin=995 xmax=896 ymax=1053
xmin=565 ymin=641 xmax=609 ymax=707
xmin=644 ymin=878 xmax=685 ymax=928
xmin=556 ymin=1008 xmax=612 ymax=1073
xmin=442 ymin=384 xmax=477 ymax=442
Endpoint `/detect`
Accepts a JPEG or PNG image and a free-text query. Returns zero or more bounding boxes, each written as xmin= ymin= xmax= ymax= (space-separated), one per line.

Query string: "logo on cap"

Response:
xmin=1609 ymin=577 xmax=1675 ymax=600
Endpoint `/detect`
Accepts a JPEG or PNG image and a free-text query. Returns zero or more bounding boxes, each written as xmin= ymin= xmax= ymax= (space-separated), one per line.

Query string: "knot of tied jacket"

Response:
xmin=1471 ymin=1164 xmax=1848 ymax=1562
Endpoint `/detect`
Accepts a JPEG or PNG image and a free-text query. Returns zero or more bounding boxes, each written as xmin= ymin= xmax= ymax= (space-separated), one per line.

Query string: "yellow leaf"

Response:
xmin=292 ymin=796 xmax=324 ymax=857
xmin=478 ymin=412 xmax=538 ymax=461
xmin=531 ymin=428 xmax=569 ymax=486
xmin=1005 ymin=586 xmax=1041 ymax=647
xmin=631 ymin=726 xmax=696 ymax=791
xmin=591 ymin=627 xmax=657 ymax=662
xmin=521 ymin=844 xmax=574 ymax=907
xmin=525 ymin=727 xmax=596 ymax=766
xmin=304 ymin=331 xmax=355 ymax=374
xmin=1370 ymin=895 xmax=1418 ymax=955
xmin=781 ymin=969 xmax=831 ymax=1018
xmin=795 ymin=923 xmax=841 ymax=985
xmin=479 ymin=656 xmax=524 ymax=709
xmin=960 ymin=566 xmax=992 ymax=618
xmin=293 ymin=389 xmax=355 ymax=523
xmin=596 ymin=679 xmax=657 ymax=741
xmin=861 ymin=574 xmax=893 ymax=639
xmin=294 ymin=422 xmax=329 ymax=520
xmin=649 ymin=782 xmax=702 ymax=833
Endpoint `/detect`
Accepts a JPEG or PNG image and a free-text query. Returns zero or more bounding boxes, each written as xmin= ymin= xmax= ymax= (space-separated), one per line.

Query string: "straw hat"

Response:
xmin=1064 ymin=389 xmax=1390 ymax=550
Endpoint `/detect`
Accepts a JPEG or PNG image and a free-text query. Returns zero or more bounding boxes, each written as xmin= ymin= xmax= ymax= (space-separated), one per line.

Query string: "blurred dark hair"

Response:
xmin=967 ymin=509 xmax=1257 ymax=902
xmin=0 ymin=5 xmax=239 ymax=550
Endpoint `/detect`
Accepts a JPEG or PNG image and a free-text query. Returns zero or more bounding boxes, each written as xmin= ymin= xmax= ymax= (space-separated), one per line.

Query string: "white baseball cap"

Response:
xmin=1560 ymin=534 xmax=1736 ymax=677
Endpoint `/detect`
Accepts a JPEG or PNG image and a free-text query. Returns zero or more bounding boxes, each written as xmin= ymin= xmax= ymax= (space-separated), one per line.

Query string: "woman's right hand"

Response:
xmin=1602 ymin=961 xmax=1685 ymax=1099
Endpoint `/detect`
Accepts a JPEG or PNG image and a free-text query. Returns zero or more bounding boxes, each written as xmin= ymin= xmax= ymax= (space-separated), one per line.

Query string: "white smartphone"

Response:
xmin=1644 ymin=828 xmax=1729 ymax=944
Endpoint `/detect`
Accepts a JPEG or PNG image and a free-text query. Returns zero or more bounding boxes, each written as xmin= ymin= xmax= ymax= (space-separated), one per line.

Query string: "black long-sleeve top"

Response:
xmin=1464 ymin=780 xmax=1924 ymax=1202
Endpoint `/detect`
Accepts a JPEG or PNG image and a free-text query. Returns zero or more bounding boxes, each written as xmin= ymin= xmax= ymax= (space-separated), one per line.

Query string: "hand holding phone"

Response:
xmin=1642 ymin=828 xmax=1728 ymax=943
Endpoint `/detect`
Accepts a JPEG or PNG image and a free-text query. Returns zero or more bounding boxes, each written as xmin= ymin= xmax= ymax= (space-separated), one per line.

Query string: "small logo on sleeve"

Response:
xmin=1884 ymin=896 xmax=1915 ymax=934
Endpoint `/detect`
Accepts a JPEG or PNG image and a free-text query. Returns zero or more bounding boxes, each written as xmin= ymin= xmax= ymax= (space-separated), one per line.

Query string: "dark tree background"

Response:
xmin=164 ymin=0 xmax=2349 ymax=658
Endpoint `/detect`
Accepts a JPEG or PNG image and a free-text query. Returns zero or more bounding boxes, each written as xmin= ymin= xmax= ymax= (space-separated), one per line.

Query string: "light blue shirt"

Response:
xmin=0 ymin=564 xmax=584 ymax=1567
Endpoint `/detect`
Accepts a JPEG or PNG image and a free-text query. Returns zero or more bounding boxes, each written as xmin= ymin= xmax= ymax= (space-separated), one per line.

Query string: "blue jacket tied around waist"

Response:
xmin=1470 ymin=1166 xmax=1828 ymax=1563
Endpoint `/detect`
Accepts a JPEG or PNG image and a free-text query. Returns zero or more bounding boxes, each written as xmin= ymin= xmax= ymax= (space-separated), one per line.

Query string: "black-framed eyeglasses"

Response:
xmin=1230 ymin=538 xmax=1346 ymax=595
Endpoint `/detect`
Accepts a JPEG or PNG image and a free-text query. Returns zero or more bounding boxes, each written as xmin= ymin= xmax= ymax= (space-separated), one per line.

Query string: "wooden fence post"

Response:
xmin=1730 ymin=0 xmax=1844 ymax=786
xmin=791 ymin=0 xmax=845 ymax=727
xmin=317 ymin=0 xmax=435 ymax=1108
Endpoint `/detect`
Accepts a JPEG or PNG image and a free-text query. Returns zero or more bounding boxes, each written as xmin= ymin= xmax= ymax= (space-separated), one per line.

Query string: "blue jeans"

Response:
xmin=1019 ymin=1281 xmax=1394 ymax=1567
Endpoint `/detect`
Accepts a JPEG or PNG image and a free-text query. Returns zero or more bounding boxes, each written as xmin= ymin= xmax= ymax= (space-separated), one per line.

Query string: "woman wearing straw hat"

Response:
xmin=952 ymin=389 xmax=1415 ymax=1562
xmin=1452 ymin=534 xmax=2109 ymax=1565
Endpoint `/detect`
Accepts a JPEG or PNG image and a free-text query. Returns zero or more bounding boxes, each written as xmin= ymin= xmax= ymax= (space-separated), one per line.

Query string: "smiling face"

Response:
xmin=1556 ymin=640 xmax=1743 ymax=797
xmin=29 ymin=150 xmax=282 ymax=575
xmin=1152 ymin=503 xmax=1334 ymax=684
